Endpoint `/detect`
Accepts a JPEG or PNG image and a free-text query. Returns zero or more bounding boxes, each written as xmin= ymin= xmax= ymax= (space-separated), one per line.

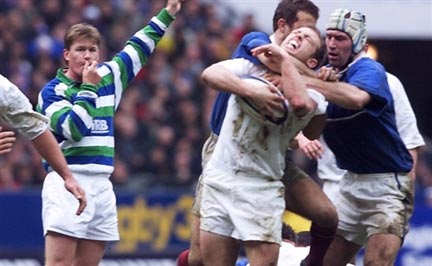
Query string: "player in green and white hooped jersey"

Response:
xmin=37 ymin=1 xmax=185 ymax=266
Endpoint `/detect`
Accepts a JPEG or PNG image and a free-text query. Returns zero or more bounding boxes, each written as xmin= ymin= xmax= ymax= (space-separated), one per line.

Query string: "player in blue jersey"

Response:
xmin=37 ymin=1 xmax=184 ymax=265
xmin=298 ymin=9 xmax=414 ymax=266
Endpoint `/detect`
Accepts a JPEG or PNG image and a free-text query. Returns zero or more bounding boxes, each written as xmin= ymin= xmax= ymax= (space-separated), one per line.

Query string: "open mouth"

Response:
xmin=288 ymin=39 xmax=299 ymax=49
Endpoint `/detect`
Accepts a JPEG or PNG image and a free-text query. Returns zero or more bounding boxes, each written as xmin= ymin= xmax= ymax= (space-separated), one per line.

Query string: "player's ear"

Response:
xmin=64 ymin=49 xmax=70 ymax=62
xmin=277 ymin=18 xmax=290 ymax=35
xmin=305 ymin=58 xmax=318 ymax=69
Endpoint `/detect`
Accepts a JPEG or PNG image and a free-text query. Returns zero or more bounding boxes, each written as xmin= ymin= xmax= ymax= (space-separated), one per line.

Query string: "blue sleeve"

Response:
xmin=231 ymin=31 xmax=271 ymax=65
xmin=344 ymin=58 xmax=392 ymax=116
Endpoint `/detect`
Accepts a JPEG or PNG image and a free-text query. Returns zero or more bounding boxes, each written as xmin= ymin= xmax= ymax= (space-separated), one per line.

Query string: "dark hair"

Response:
xmin=272 ymin=0 xmax=320 ymax=32
xmin=296 ymin=231 xmax=311 ymax=247
xmin=282 ymin=223 xmax=298 ymax=243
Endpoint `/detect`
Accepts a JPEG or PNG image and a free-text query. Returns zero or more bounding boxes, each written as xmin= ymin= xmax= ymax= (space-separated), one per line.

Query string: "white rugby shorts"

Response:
xmin=192 ymin=133 xmax=218 ymax=216
xmin=42 ymin=171 xmax=119 ymax=241
xmin=200 ymin=160 xmax=285 ymax=244
xmin=335 ymin=172 xmax=413 ymax=246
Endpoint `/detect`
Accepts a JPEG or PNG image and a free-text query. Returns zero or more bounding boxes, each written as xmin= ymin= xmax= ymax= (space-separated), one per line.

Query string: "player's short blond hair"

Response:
xmin=64 ymin=23 xmax=101 ymax=50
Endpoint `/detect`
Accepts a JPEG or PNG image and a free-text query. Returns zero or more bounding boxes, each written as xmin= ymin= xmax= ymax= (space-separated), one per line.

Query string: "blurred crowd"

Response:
xmin=0 ymin=0 xmax=432 ymax=207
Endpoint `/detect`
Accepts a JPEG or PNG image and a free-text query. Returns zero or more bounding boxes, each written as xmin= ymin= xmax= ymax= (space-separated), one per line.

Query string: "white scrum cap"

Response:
xmin=327 ymin=8 xmax=367 ymax=54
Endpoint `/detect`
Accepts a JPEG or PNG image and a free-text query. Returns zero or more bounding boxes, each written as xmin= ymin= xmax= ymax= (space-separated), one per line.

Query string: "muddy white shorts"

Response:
xmin=322 ymin=179 xmax=342 ymax=203
xmin=200 ymin=160 xmax=285 ymax=244
xmin=192 ymin=133 xmax=218 ymax=216
xmin=335 ymin=171 xmax=413 ymax=246
xmin=42 ymin=171 xmax=119 ymax=241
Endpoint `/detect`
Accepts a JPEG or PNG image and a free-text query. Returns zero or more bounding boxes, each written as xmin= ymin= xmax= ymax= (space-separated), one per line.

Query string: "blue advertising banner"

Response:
xmin=1 ymin=189 xmax=431 ymax=266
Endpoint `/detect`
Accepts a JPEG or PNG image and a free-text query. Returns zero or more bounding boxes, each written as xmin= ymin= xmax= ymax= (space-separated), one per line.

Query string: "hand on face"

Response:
xmin=251 ymin=43 xmax=289 ymax=65
xmin=82 ymin=60 xmax=101 ymax=86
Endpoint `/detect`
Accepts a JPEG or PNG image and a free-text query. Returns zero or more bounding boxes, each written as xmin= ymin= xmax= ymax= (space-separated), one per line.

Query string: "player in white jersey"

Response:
xmin=0 ymin=74 xmax=86 ymax=213
xmin=199 ymin=26 xmax=327 ymax=266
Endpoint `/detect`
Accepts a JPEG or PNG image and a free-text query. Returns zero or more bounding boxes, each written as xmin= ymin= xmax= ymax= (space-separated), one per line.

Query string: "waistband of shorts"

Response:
xmin=346 ymin=171 xmax=409 ymax=179
xmin=47 ymin=169 xmax=111 ymax=179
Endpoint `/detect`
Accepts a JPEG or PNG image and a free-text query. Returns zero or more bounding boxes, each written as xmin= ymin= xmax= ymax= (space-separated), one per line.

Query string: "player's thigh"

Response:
xmin=244 ymin=240 xmax=279 ymax=266
xmin=285 ymin=177 xmax=337 ymax=227
xmin=74 ymin=239 xmax=106 ymax=266
xmin=323 ymin=235 xmax=360 ymax=266
xmin=200 ymin=230 xmax=239 ymax=266
xmin=363 ymin=234 xmax=401 ymax=266
xmin=45 ymin=231 xmax=77 ymax=266
xmin=188 ymin=214 xmax=203 ymax=266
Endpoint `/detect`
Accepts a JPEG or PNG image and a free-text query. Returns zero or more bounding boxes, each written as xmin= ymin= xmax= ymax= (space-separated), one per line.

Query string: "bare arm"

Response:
xmin=257 ymin=52 xmax=317 ymax=78
xmin=31 ymin=130 xmax=87 ymax=215
xmin=201 ymin=63 xmax=285 ymax=114
xmin=303 ymin=76 xmax=370 ymax=110
xmin=252 ymin=43 xmax=316 ymax=116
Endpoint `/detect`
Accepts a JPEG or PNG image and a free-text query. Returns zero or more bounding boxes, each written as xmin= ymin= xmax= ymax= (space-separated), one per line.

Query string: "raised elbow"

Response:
xmin=291 ymin=98 xmax=316 ymax=117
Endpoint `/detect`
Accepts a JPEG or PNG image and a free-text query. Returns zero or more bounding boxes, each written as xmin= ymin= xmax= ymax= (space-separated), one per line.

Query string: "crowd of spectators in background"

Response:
xmin=0 ymin=0 xmax=432 ymax=207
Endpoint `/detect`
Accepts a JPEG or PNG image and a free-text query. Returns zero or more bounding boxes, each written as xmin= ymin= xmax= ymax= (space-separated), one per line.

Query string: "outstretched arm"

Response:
xmin=32 ymin=130 xmax=87 ymax=215
xmin=201 ymin=61 xmax=286 ymax=115
xmin=303 ymin=75 xmax=370 ymax=110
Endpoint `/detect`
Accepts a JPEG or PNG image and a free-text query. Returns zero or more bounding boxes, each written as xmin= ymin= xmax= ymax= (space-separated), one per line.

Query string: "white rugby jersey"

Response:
xmin=0 ymin=74 xmax=48 ymax=140
xmin=206 ymin=58 xmax=326 ymax=181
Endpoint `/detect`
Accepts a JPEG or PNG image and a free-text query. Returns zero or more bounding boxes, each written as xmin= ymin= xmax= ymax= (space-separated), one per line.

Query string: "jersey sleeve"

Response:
xmin=387 ymin=73 xmax=425 ymax=149
xmin=0 ymin=75 xmax=48 ymax=140
xmin=346 ymin=58 xmax=391 ymax=116
xmin=231 ymin=31 xmax=271 ymax=64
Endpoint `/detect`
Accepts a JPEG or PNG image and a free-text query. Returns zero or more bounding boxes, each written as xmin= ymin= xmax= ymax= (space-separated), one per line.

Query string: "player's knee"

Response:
xmin=316 ymin=202 xmax=338 ymax=228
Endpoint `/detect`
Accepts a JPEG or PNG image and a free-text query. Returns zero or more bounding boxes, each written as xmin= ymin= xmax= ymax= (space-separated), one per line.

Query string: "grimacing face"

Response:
xmin=281 ymin=27 xmax=321 ymax=66
xmin=325 ymin=29 xmax=353 ymax=70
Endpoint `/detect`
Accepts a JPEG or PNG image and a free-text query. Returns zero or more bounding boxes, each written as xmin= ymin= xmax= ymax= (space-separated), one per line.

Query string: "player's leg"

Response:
xmin=187 ymin=214 xmax=203 ymax=266
xmin=323 ymin=235 xmax=360 ymax=266
xmin=177 ymin=133 xmax=219 ymax=266
xmin=282 ymin=160 xmax=338 ymax=266
xmin=200 ymin=230 xmax=239 ymax=266
xmin=244 ymin=241 xmax=279 ymax=266
xmin=45 ymin=232 xmax=77 ymax=266
xmin=363 ymin=234 xmax=401 ymax=266
xmin=74 ymin=239 xmax=106 ymax=266
xmin=285 ymin=176 xmax=337 ymax=227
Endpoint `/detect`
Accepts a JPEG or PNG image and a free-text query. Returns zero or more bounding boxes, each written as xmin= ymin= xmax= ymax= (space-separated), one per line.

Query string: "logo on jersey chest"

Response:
xmin=91 ymin=119 xmax=109 ymax=134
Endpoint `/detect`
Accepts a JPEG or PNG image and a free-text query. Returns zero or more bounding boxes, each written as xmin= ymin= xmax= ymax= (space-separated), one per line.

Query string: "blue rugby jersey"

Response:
xmin=37 ymin=9 xmax=175 ymax=174
xmin=323 ymin=56 xmax=413 ymax=173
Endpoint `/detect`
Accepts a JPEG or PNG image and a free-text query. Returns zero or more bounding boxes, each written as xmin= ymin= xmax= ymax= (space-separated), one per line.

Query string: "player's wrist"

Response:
xmin=159 ymin=8 xmax=176 ymax=25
